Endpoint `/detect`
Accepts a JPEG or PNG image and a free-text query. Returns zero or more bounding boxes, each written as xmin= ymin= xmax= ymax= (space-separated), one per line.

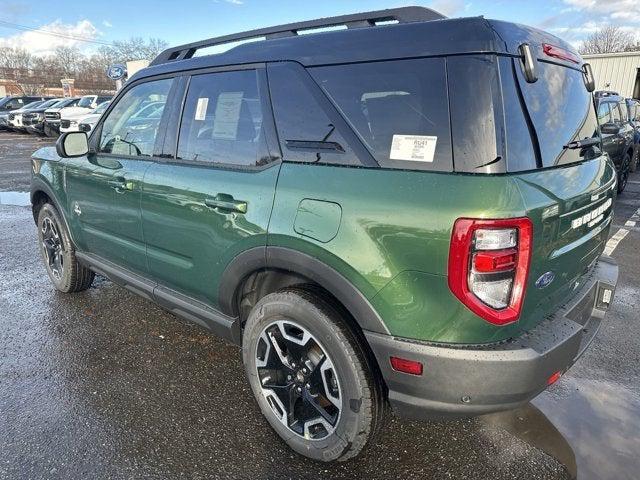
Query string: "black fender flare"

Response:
xmin=30 ymin=178 xmax=77 ymax=247
xmin=218 ymin=246 xmax=390 ymax=335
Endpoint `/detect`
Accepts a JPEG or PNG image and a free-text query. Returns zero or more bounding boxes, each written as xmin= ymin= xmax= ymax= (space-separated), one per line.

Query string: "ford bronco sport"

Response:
xmin=31 ymin=7 xmax=619 ymax=462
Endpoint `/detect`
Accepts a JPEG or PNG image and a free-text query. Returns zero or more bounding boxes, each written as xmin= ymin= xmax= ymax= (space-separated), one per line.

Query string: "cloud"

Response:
xmin=429 ymin=0 xmax=466 ymax=16
xmin=562 ymin=0 xmax=640 ymax=22
xmin=0 ymin=19 xmax=101 ymax=56
xmin=537 ymin=0 xmax=640 ymax=46
xmin=102 ymin=20 xmax=113 ymax=28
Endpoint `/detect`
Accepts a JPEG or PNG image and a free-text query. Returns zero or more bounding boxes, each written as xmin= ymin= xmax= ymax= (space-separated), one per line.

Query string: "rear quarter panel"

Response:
xmin=269 ymin=162 xmax=528 ymax=343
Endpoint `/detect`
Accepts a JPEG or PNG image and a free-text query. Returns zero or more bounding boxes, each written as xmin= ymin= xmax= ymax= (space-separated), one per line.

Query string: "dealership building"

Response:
xmin=583 ymin=51 xmax=640 ymax=98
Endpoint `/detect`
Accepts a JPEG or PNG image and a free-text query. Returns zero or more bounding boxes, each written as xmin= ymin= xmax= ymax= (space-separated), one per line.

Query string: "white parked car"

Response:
xmin=59 ymin=95 xmax=112 ymax=133
xmin=68 ymin=101 xmax=111 ymax=133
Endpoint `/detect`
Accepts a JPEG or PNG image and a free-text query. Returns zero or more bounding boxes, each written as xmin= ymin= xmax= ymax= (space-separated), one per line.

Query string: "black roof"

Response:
xmin=131 ymin=7 xmax=580 ymax=83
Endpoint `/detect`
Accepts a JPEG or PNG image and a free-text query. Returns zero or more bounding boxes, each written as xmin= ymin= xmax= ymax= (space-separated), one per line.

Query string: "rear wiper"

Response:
xmin=563 ymin=137 xmax=600 ymax=149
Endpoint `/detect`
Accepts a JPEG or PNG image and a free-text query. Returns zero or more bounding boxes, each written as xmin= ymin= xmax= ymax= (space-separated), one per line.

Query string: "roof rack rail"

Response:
xmin=150 ymin=6 xmax=446 ymax=66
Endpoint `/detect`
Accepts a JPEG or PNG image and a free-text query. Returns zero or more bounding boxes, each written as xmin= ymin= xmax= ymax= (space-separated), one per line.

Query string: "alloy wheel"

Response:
xmin=41 ymin=216 xmax=64 ymax=280
xmin=255 ymin=320 xmax=341 ymax=440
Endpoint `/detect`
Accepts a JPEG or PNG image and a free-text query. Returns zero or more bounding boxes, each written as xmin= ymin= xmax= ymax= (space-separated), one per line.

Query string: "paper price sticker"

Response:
xmin=390 ymin=135 xmax=437 ymax=162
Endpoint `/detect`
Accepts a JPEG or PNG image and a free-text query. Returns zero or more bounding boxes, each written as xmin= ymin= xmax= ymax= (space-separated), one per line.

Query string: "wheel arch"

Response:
xmin=218 ymin=246 xmax=390 ymax=336
xmin=30 ymin=180 xmax=77 ymax=247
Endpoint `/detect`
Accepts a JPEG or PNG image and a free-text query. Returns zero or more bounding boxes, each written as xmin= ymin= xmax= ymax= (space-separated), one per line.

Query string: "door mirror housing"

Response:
xmin=56 ymin=131 xmax=89 ymax=157
xmin=600 ymin=123 xmax=621 ymax=135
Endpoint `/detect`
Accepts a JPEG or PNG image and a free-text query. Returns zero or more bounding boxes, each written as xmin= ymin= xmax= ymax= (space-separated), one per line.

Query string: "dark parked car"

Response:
xmin=23 ymin=98 xmax=66 ymax=135
xmin=625 ymin=97 xmax=640 ymax=172
xmin=0 ymin=95 xmax=51 ymax=129
xmin=594 ymin=91 xmax=635 ymax=192
xmin=31 ymin=7 xmax=618 ymax=462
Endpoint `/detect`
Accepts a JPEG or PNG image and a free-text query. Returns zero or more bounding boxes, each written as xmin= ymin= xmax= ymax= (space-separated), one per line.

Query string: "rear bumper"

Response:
xmin=365 ymin=255 xmax=618 ymax=419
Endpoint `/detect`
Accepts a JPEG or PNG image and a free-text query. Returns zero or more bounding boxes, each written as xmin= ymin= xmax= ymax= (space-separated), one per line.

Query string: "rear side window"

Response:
xmin=268 ymin=62 xmax=360 ymax=166
xmin=177 ymin=70 xmax=265 ymax=166
xmin=310 ymin=58 xmax=452 ymax=172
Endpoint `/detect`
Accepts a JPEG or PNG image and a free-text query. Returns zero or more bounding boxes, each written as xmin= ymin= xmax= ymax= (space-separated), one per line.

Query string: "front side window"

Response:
xmin=177 ymin=70 xmax=265 ymax=166
xmin=310 ymin=58 xmax=452 ymax=171
xmin=99 ymin=78 xmax=173 ymax=157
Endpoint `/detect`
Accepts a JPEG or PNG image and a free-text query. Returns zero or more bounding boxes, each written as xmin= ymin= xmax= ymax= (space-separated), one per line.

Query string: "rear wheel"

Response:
xmin=37 ymin=203 xmax=94 ymax=293
xmin=242 ymin=289 xmax=385 ymax=462
xmin=618 ymin=153 xmax=631 ymax=194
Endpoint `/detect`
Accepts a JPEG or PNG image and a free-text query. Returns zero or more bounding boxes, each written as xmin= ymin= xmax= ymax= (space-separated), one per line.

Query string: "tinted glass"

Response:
xmin=36 ymin=99 xmax=59 ymax=109
xmin=610 ymin=103 xmax=622 ymax=122
xmin=311 ymin=58 xmax=452 ymax=171
xmin=449 ymin=55 xmax=506 ymax=172
xmin=177 ymin=70 xmax=264 ymax=166
xmin=269 ymin=63 xmax=359 ymax=166
xmin=99 ymin=78 xmax=173 ymax=157
xmin=597 ymin=102 xmax=612 ymax=124
xmin=516 ymin=61 xmax=600 ymax=167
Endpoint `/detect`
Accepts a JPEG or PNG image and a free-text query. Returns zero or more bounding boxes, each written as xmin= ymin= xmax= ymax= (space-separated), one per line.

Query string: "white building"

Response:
xmin=582 ymin=51 xmax=640 ymax=98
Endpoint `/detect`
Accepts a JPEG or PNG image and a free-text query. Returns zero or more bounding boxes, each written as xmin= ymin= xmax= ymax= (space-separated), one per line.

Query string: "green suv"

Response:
xmin=31 ymin=7 xmax=619 ymax=462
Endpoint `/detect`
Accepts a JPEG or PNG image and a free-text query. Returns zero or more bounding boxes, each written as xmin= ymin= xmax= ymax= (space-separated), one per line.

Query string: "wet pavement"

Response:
xmin=1 ymin=130 xmax=639 ymax=479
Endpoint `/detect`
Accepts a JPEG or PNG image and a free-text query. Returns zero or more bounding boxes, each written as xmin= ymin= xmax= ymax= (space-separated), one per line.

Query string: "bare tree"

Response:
xmin=579 ymin=26 xmax=636 ymax=54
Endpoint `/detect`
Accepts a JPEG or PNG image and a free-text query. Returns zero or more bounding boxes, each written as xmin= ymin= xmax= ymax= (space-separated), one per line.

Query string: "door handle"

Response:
xmin=108 ymin=177 xmax=134 ymax=193
xmin=205 ymin=196 xmax=247 ymax=213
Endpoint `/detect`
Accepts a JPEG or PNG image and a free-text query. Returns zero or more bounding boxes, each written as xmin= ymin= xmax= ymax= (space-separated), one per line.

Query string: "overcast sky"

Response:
xmin=0 ymin=0 xmax=638 ymax=56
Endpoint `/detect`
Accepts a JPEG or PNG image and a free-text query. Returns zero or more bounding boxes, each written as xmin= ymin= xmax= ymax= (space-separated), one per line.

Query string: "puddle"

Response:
xmin=0 ymin=191 xmax=30 ymax=206
xmin=482 ymin=377 xmax=640 ymax=480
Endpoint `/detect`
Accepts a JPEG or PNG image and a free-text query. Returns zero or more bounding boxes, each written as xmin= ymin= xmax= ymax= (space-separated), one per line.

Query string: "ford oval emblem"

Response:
xmin=106 ymin=64 xmax=126 ymax=81
xmin=535 ymin=271 xmax=555 ymax=289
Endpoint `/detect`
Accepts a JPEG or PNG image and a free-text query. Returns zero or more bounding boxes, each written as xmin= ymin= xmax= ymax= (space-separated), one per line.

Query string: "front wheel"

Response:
xmin=37 ymin=203 xmax=94 ymax=292
xmin=242 ymin=289 xmax=386 ymax=462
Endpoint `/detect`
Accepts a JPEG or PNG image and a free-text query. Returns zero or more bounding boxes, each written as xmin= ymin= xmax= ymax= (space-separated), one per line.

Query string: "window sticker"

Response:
xmin=212 ymin=91 xmax=243 ymax=139
xmin=195 ymin=97 xmax=209 ymax=121
xmin=390 ymin=135 xmax=437 ymax=162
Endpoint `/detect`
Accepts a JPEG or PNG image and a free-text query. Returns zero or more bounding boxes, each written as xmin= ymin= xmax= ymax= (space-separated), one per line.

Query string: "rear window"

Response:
xmin=515 ymin=60 xmax=600 ymax=168
xmin=310 ymin=58 xmax=452 ymax=172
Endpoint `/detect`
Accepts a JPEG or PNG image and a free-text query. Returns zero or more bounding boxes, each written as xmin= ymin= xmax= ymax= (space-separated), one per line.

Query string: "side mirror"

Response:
xmin=582 ymin=63 xmax=595 ymax=92
xmin=601 ymin=123 xmax=621 ymax=135
xmin=56 ymin=132 xmax=89 ymax=157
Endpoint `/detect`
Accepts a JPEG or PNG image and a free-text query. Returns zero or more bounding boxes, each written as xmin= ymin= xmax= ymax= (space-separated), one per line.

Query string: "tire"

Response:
xmin=242 ymin=288 xmax=386 ymax=462
xmin=36 ymin=202 xmax=94 ymax=293
xmin=617 ymin=153 xmax=631 ymax=194
xmin=631 ymin=148 xmax=639 ymax=173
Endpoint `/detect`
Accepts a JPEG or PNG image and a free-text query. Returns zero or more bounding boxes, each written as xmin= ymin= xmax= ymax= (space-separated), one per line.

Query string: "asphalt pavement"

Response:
xmin=1 ymin=130 xmax=639 ymax=479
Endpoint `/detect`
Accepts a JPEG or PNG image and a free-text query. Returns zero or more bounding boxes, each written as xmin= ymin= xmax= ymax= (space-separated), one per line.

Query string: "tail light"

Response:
xmin=448 ymin=218 xmax=533 ymax=326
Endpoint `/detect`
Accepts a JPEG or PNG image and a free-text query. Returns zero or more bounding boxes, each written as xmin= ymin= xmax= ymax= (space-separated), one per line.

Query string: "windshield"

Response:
xmin=92 ymin=101 xmax=110 ymax=114
xmin=37 ymin=99 xmax=59 ymax=109
xmin=77 ymin=97 xmax=94 ymax=108
xmin=21 ymin=101 xmax=43 ymax=110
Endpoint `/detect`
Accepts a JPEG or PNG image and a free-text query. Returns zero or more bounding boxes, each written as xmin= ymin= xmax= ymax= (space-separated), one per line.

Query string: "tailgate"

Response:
xmin=515 ymin=156 xmax=616 ymax=332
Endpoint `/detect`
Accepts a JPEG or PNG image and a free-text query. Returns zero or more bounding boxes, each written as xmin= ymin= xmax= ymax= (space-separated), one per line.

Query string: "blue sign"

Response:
xmin=106 ymin=64 xmax=127 ymax=81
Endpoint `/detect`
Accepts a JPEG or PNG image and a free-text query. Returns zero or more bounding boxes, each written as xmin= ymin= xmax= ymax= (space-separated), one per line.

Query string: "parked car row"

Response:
xmin=594 ymin=90 xmax=640 ymax=192
xmin=0 ymin=94 xmax=112 ymax=137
